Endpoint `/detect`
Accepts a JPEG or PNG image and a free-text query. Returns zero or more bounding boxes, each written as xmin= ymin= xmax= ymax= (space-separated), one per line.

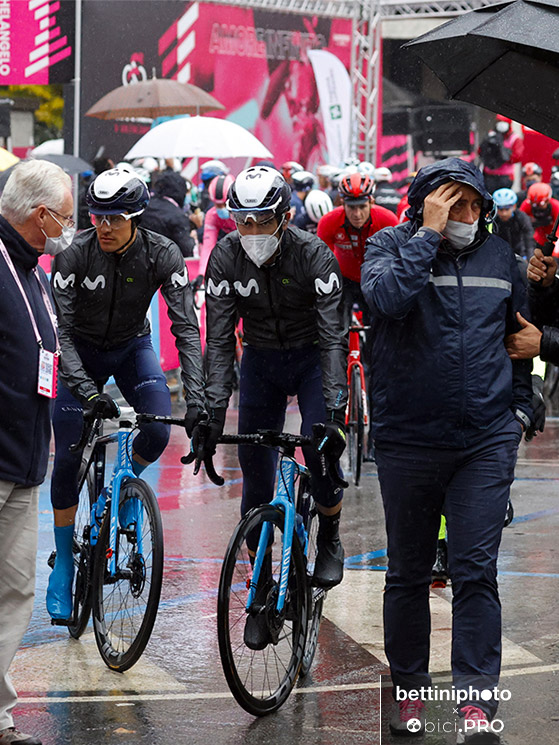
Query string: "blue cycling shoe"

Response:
xmin=46 ymin=525 xmax=74 ymax=620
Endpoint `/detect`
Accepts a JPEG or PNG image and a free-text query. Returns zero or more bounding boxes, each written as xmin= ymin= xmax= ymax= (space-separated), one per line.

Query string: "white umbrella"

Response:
xmin=125 ymin=116 xmax=273 ymax=160
xmin=31 ymin=138 xmax=65 ymax=155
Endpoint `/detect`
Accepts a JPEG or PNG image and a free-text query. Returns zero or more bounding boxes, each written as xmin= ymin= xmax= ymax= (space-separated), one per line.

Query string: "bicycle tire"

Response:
xmin=297 ymin=480 xmax=324 ymax=677
xmin=92 ymin=478 xmax=163 ymax=672
xmin=68 ymin=458 xmax=96 ymax=639
xmin=217 ymin=505 xmax=308 ymax=715
xmin=348 ymin=365 xmax=364 ymax=486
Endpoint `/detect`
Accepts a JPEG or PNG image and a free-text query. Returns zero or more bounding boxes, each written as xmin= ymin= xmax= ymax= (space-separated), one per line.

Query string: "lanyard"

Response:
xmin=0 ymin=239 xmax=59 ymax=352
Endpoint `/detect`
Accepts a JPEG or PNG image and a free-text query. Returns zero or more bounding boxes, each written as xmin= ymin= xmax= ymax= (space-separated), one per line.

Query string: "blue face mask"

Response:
xmin=216 ymin=207 xmax=229 ymax=220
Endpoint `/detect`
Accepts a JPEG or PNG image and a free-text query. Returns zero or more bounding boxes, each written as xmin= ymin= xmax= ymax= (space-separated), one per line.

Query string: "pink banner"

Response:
xmin=0 ymin=0 xmax=73 ymax=84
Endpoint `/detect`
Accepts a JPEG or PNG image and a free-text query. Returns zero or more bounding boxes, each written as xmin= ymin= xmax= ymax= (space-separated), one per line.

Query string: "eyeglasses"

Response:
xmin=89 ymin=209 xmax=143 ymax=227
xmin=230 ymin=209 xmax=277 ymax=226
xmin=47 ymin=208 xmax=75 ymax=229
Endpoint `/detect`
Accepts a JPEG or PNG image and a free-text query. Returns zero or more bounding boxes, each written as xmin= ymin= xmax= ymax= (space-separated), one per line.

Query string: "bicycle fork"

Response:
xmin=247 ymin=459 xmax=298 ymax=616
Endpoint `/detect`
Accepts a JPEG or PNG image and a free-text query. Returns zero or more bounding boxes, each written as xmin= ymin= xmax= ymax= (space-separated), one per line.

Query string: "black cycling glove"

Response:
xmin=84 ymin=392 xmax=120 ymax=420
xmin=184 ymin=405 xmax=204 ymax=438
xmin=191 ymin=407 xmax=227 ymax=460
xmin=313 ymin=409 xmax=346 ymax=461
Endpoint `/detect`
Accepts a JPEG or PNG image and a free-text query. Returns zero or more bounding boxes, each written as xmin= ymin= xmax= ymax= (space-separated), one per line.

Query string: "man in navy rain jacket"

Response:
xmin=361 ymin=158 xmax=533 ymax=743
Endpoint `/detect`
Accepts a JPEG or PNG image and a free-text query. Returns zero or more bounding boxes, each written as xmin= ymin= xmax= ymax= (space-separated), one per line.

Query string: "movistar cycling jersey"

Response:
xmin=51 ymin=227 xmax=204 ymax=407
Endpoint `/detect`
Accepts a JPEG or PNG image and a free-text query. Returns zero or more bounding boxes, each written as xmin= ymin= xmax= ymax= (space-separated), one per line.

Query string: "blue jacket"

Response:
xmin=361 ymin=158 xmax=533 ymax=448
xmin=0 ymin=216 xmax=56 ymax=485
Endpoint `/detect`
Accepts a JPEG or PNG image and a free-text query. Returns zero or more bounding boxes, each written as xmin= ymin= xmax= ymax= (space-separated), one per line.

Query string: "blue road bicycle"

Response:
xmin=53 ymin=410 xmax=164 ymax=672
xmin=208 ymin=429 xmax=346 ymax=716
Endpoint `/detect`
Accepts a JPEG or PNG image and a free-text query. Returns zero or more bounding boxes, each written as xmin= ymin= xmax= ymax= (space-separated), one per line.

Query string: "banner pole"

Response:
xmin=72 ymin=0 xmax=82 ymax=223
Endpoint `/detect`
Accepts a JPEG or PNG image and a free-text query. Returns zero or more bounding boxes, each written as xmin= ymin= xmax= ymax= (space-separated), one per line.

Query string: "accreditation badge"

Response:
xmin=38 ymin=348 xmax=58 ymax=398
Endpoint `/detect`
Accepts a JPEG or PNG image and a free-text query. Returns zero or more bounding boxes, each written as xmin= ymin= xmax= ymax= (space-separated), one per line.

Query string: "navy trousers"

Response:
xmin=51 ymin=335 xmax=171 ymax=510
xmin=237 ymin=345 xmax=343 ymax=547
xmin=375 ymin=419 xmax=521 ymax=718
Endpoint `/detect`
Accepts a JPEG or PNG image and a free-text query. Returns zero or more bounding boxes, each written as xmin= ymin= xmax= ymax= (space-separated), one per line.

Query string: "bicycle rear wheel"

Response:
xmin=297 ymin=480 xmax=325 ymax=677
xmin=68 ymin=458 xmax=96 ymax=639
xmin=347 ymin=365 xmax=365 ymax=486
xmin=92 ymin=478 xmax=163 ymax=672
xmin=217 ymin=505 xmax=308 ymax=715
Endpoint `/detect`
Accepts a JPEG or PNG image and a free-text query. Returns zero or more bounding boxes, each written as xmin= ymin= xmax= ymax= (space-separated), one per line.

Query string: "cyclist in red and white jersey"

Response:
xmin=317 ymin=171 xmax=398 ymax=326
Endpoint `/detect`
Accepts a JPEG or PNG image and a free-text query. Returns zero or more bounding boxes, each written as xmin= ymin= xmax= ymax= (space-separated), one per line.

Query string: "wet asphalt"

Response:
xmin=10 ymin=398 xmax=559 ymax=745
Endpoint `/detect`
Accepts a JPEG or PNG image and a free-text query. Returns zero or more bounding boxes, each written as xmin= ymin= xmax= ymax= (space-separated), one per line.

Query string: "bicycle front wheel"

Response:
xmin=298 ymin=488 xmax=325 ymax=678
xmin=68 ymin=458 xmax=96 ymax=639
xmin=348 ymin=365 xmax=364 ymax=486
xmin=217 ymin=505 xmax=308 ymax=715
xmin=92 ymin=478 xmax=163 ymax=672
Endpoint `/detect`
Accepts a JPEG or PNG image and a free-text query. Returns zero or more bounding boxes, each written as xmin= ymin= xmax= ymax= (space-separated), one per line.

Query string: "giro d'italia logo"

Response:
xmin=407 ymin=719 xmax=422 ymax=733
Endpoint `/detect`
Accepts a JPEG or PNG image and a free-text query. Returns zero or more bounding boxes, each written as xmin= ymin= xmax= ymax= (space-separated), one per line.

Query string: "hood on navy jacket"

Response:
xmin=406 ymin=157 xmax=493 ymax=223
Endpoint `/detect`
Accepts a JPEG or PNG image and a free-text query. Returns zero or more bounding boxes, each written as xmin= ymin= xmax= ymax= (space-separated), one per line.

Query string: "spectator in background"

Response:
xmin=479 ymin=114 xmax=523 ymax=193
xmin=493 ymin=187 xmax=534 ymax=260
xmin=199 ymin=174 xmax=236 ymax=279
xmin=77 ymin=155 xmax=115 ymax=230
xmin=281 ymin=160 xmax=304 ymax=187
xmin=304 ymin=189 xmax=334 ymax=235
xmin=198 ymin=160 xmax=229 ymax=214
xmin=290 ymin=170 xmax=316 ymax=231
xmin=140 ymin=171 xmax=195 ymax=257
xmin=516 ymin=162 xmax=543 ymax=205
xmin=520 ymin=182 xmax=559 ymax=253
xmin=373 ymin=167 xmax=401 ymax=214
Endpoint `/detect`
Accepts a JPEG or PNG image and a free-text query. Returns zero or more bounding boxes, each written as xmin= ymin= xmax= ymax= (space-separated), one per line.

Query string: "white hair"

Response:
xmin=0 ymin=159 xmax=72 ymax=225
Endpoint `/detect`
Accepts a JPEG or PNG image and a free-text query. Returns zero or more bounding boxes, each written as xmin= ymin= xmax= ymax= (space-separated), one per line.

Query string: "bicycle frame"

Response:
xmin=347 ymin=314 xmax=369 ymax=427
xmin=89 ymin=422 xmax=139 ymax=577
xmin=249 ymin=456 xmax=310 ymax=615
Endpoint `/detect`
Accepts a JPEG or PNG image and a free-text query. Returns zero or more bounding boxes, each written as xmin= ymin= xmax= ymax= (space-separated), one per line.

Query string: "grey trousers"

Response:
xmin=0 ymin=481 xmax=39 ymax=730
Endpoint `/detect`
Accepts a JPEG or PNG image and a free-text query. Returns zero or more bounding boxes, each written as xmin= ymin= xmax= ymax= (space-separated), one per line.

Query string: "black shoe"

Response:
xmin=244 ymin=608 xmax=272 ymax=651
xmin=312 ymin=536 xmax=344 ymax=588
xmin=431 ymin=539 xmax=448 ymax=588
xmin=244 ymin=556 xmax=275 ymax=651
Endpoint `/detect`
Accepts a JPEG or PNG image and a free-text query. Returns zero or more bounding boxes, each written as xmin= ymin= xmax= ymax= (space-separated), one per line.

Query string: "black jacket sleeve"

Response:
xmin=203 ymin=243 xmax=238 ymax=410
xmin=529 ymin=276 xmax=559 ymax=365
xmin=506 ymin=248 xmax=534 ymax=421
xmin=51 ymin=247 xmax=99 ymax=403
xmin=305 ymin=242 xmax=348 ymax=415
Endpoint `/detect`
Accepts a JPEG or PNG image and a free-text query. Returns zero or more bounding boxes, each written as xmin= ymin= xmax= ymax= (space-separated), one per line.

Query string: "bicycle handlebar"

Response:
xmin=179 ymin=424 xmax=349 ymax=490
xmin=69 ymin=413 xmax=103 ymax=452
xmin=71 ymin=413 xmax=348 ymax=491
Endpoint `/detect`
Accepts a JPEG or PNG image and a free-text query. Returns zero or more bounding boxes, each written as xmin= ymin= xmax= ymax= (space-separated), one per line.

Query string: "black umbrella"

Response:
xmin=0 ymin=153 xmax=93 ymax=190
xmin=405 ymin=0 xmax=559 ymax=140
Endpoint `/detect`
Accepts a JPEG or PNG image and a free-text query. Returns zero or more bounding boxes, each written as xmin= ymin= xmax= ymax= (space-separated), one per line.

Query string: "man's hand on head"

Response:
xmin=422 ymin=182 xmax=463 ymax=234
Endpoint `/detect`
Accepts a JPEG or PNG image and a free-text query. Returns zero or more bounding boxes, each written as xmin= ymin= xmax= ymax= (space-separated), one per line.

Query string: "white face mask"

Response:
xmin=444 ymin=218 xmax=479 ymax=250
xmin=239 ymin=220 xmax=283 ymax=267
xmin=41 ymin=224 xmax=75 ymax=255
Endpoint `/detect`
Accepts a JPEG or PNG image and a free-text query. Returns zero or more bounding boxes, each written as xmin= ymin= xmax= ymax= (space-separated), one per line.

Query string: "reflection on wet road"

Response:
xmin=11 ymin=403 xmax=559 ymax=744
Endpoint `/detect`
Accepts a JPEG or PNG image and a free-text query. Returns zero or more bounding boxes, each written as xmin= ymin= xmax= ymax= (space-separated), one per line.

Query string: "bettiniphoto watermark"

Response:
xmin=395 ymin=684 xmax=512 ymax=705
xmin=379 ymin=676 xmax=510 ymax=741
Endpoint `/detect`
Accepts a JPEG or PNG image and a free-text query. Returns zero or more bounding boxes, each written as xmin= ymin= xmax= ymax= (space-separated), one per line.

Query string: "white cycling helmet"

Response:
xmin=305 ymin=189 xmax=334 ymax=223
xmin=358 ymin=161 xmax=376 ymax=177
xmin=227 ymin=166 xmax=292 ymax=216
xmin=374 ymin=166 xmax=393 ymax=183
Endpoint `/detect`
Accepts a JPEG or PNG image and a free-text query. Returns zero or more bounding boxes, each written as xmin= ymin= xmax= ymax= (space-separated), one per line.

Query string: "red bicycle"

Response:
xmin=346 ymin=312 xmax=369 ymax=486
